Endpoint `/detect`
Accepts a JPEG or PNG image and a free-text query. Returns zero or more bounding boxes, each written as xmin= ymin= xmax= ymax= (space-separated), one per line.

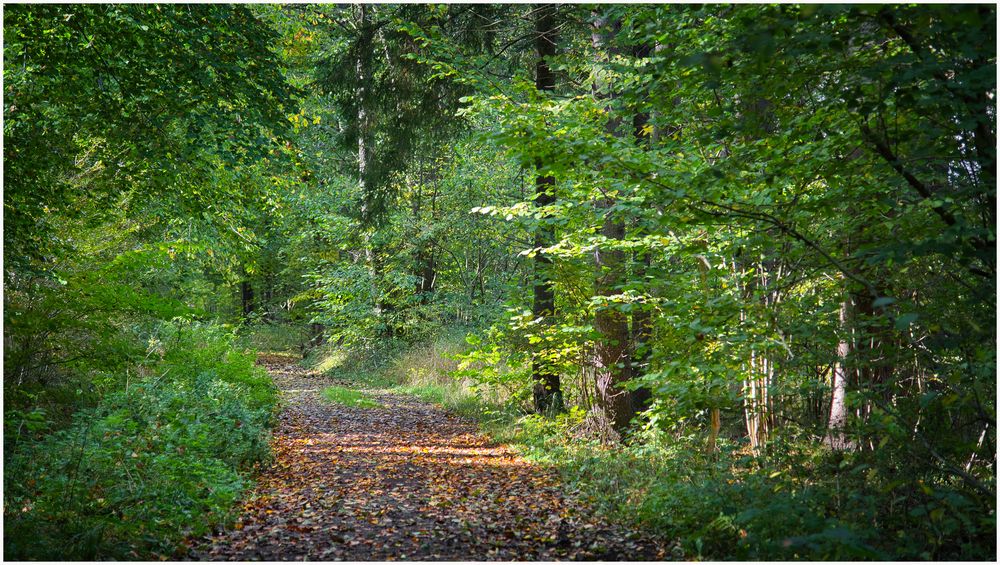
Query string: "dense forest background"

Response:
xmin=3 ymin=4 xmax=996 ymax=560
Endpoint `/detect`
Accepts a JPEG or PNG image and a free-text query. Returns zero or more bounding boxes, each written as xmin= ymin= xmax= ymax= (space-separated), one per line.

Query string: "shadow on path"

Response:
xmin=190 ymin=355 xmax=666 ymax=561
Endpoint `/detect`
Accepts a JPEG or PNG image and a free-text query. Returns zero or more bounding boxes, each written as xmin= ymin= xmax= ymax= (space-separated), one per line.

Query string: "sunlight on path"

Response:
xmin=190 ymin=355 xmax=665 ymax=561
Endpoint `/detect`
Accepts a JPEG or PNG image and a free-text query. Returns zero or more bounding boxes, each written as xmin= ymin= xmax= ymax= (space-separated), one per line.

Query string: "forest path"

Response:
xmin=191 ymin=354 xmax=666 ymax=561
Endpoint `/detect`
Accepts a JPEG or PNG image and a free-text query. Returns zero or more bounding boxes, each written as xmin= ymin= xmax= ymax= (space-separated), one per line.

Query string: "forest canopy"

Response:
xmin=3 ymin=3 xmax=996 ymax=560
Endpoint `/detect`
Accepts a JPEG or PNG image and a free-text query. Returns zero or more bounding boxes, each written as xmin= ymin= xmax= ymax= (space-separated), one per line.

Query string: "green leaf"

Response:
xmin=894 ymin=312 xmax=919 ymax=330
xmin=872 ymin=296 xmax=895 ymax=308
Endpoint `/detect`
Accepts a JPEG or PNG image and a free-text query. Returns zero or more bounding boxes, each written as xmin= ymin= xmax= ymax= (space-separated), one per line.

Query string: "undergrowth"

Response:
xmin=307 ymin=329 xmax=997 ymax=561
xmin=305 ymin=330 xmax=522 ymax=434
xmin=3 ymin=320 xmax=278 ymax=560
xmin=236 ymin=322 xmax=310 ymax=353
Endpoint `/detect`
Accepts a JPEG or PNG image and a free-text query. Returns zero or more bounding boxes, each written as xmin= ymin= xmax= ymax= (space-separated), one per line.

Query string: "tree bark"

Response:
xmin=531 ymin=3 xmax=563 ymax=414
xmin=240 ymin=279 xmax=254 ymax=321
xmin=354 ymin=5 xmax=394 ymax=337
xmin=412 ymin=156 xmax=437 ymax=304
xmin=593 ymin=207 xmax=633 ymax=432
xmin=628 ymin=44 xmax=655 ymax=416
xmin=591 ymin=13 xmax=636 ymax=434
xmin=742 ymin=262 xmax=778 ymax=454
xmin=356 ymin=5 xmax=371 ymax=204
xmin=828 ymin=298 xmax=852 ymax=449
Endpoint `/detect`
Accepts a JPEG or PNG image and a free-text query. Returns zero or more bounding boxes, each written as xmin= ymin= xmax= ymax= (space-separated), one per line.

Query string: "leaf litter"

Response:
xmin=189 ymin=355 xmax=668 ymax=561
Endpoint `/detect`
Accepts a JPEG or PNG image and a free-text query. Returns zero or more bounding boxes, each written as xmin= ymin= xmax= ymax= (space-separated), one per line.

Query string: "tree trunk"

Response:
xmin=744 ymin=348 xmax=773 ymax=453
xmin=708 ymin=407 xmax=722 ymax=454
xmin=742 ymin=262 xmax=778 ymax=454
xmin=593 ymin=210 xmax=633 ymax=432
xmin=356 ymin=4 xmax=372 ymax=215
xmin=628 ymin=44 xmax=654 ymax=415
xmin=853 ymin=287 xmax=895 ymax=426
xmin=531 ymin=3 xmax=563 ymax=414
xmin=240 ymin=279 xmax=254 ymax=321
xmin=412 ymin=156 xmax=437 ymax=304
xmin=355 ymin=5 xmax=393 ymax=338
xmin=828 ymin=298 xmax=852 ymax=449
xmin=591 ymin=13 xmax=636 ymax=434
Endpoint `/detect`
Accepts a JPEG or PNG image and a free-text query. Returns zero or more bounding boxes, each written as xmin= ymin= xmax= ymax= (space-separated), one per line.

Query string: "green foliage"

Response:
xmin=4 ymin=3 xmax=994 ymax=560
xmin=3 ymin=4 xmax=295 ymax=276
xmin=3 ymin=321 xmax=278 ymax=560
xmin=238 ymin=323 xmax=312 ymax=353
xmin=394 ymin=334 xmax=996 ymax=559
xmin=454 ymin=331 xmax=533 ymax=408
xmin=304 ymin=337 xmax=405 ymax=389
xmin=413 ymin=4 xmax=995 ymax=558
xmin=308 ymin=330 xmax=521 ymax=429
xmin=547 ymin=438 xmax=996 ymax=560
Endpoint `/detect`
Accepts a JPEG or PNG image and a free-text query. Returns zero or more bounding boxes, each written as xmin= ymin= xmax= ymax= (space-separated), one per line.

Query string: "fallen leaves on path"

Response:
xmin=189 ymin=355 xmax=667 ymax=560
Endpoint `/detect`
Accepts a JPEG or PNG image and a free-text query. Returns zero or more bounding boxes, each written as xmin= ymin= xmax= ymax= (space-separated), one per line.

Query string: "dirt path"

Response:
xmin=192 ymin=355 xmax=666 ymax=561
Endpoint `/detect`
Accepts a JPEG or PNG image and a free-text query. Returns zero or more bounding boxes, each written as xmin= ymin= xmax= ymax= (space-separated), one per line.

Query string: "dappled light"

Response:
xmin=194 ymin=358 xmax=663 ymax=560
xmin=4 ymin=3 xmax=994 ymax=560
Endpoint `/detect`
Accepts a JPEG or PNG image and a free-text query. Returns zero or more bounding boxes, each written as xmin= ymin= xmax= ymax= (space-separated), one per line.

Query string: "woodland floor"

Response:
xmin=190 ymin=354 xmax=668 ymax=561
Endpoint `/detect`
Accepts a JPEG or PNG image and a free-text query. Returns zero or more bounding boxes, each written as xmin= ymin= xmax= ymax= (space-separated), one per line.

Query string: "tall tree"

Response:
xmin=627 ymin=43 xmax=656 ymax=419
xmin=589 ymin=13 xmax=637 ymax=433
xmin=530 ymin=4 xmax=563 ymax=414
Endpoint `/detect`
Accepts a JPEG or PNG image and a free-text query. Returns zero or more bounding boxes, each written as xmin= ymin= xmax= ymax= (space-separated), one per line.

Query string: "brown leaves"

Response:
xmin=190 ymin=357 xmax=666 ymax=561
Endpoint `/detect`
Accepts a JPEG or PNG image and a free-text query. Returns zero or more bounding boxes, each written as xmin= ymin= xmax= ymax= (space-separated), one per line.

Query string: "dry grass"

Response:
xmin=386 ymin=338 xmax=465 ymax=386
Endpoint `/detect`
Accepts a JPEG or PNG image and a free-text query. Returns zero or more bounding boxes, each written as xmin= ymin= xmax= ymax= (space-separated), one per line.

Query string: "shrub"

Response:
xmin=237 ymin=322 xmax=311 ymax=353
xmin=3 ymin=320 xmax=278 ymax=560
xmin=342 ymin=327 xmax=996 ymax=561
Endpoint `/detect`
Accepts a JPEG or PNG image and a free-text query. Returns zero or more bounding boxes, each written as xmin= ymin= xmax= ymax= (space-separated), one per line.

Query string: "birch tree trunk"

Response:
xmin=828 ymin=298 xmax=852 ymax=449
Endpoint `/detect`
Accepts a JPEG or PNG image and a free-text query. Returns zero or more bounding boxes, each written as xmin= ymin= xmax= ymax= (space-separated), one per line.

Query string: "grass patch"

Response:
xmin=321 ymin=385 xmax=380 ymax=409
xmin=306 ymin=330 xmax=524 ymax=436
xmin=311 ymin=347 xmax=348 ymax=374
xmin=303 ymin=339 xmax=398 ymax=387
xmin=390 ymin=382 xmax=487 ymax=419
